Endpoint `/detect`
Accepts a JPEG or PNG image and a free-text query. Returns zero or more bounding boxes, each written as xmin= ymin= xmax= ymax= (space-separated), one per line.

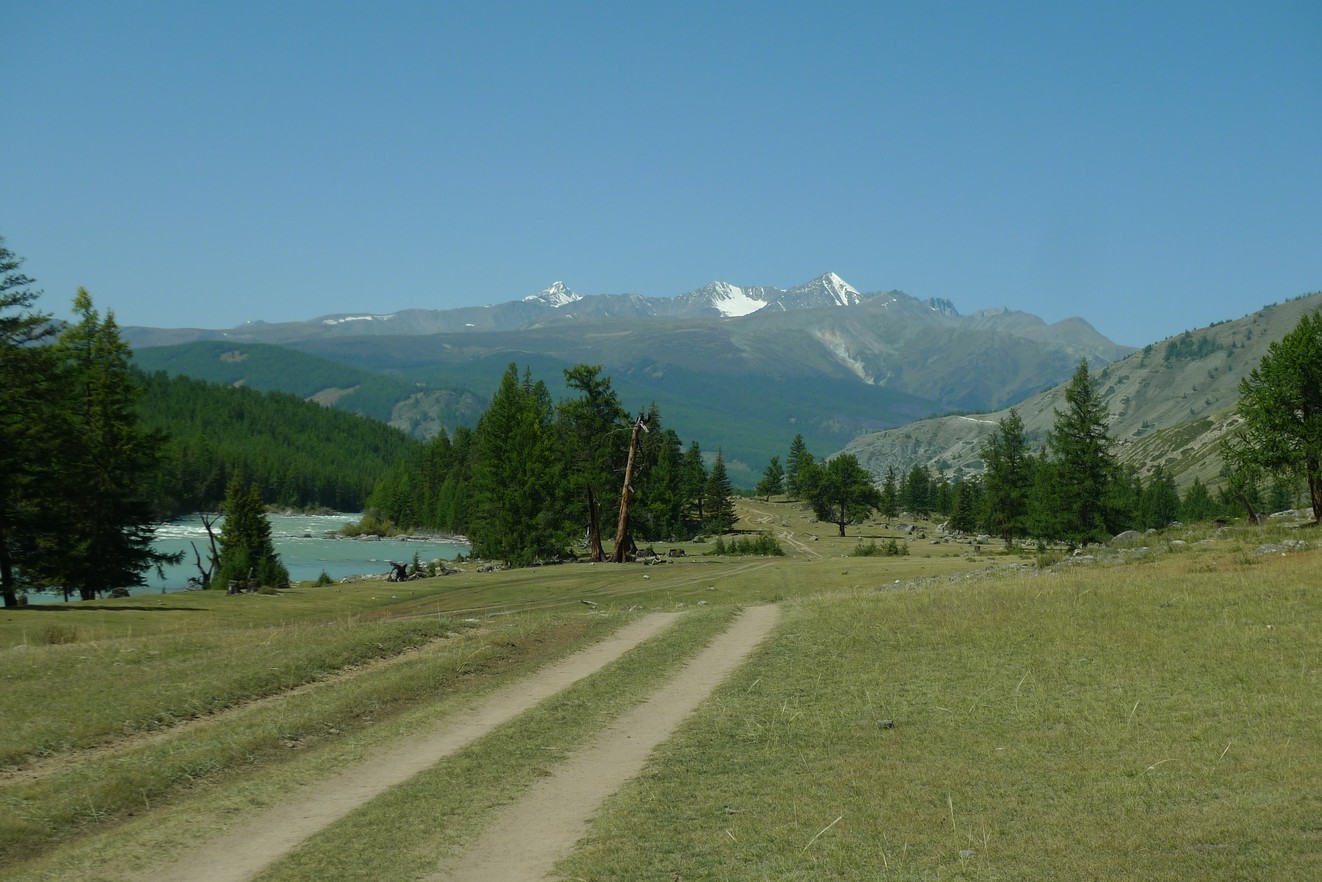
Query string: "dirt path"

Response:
xmin=431 ymin=604 xmax=781 ymax=882
xmin=146 ymin=612 xmax=683 ymax=882
xmin=742 ymin=504 xmax=820 ymax=558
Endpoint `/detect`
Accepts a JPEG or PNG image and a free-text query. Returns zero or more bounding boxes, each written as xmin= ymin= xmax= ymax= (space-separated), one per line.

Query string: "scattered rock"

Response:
xmin=1112 ymin=530 xmax=1143 ymax=545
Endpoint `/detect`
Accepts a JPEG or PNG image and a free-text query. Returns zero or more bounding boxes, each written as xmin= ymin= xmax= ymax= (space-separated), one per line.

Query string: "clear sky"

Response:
xmin=2 ymin=1 xmax=1318 ymax=347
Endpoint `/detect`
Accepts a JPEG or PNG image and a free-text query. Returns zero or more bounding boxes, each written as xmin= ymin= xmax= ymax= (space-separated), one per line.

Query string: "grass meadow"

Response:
xmin=0 ymin=500 xmax=1317 ymax=880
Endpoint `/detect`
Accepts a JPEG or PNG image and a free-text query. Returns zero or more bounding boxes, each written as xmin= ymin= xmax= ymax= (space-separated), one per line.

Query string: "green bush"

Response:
xmin=707 ymin=533 xmax=784 ymax=557
xmin=339 ymin=513 xmax=399 ymax=537
xmin=851 ymin=539 xmax=910 ymax=557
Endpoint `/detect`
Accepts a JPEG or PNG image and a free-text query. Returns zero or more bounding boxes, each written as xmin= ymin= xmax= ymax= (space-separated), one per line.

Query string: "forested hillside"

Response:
xmin=136 ymin=371 xmax=419 ymax=517
xmin=132 ymin=341 xmax=485 ymax=440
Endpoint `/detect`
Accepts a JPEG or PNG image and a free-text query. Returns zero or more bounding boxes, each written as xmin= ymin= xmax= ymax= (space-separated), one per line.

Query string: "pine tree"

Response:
xmin=1047 ymin=360 xmax=1117 ymax=547
xmin=755 ymin=456 xmax=784 ymax=501
xmin=680 ymin=441 xmax=707 ymax=531
xmin=215 ymin=475 xmax=288 ymax=589
xmin=1224 ymin=310 xmax=1322 ymax=522
xmin=1138 ymin=466 xmax=1181 ymax=529
xmin=702 ymin=449 xmax=737 ymax=534
xmin=45 ymin=290 xmax=178 ymax=599
xmin=1179 ymin=476 xmax=1219 ymax=523
xmin=803 ymin=454 xmax=880 ymax=537
xmin=0 ymin=237 xmax=57 ymax=606
xmin=979 ymin=409 xmax=1032 ymax=547
xmin=784 ymin=434 xmax=814 ymax=499
xmin=878 ymin=467 xmax=899 ymax=518
xmin=468 ymin=364 xmax=569 ymax=564
xmin=949 ymin=479 xmax=980 ymax=534
xmin=557 ymin=364 xmax=629 ymax=560
xmin=900 ymin=464 xmax=932 ymax=518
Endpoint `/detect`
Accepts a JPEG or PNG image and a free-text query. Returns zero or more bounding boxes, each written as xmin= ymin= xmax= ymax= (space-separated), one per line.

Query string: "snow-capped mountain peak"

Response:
xmin=709 ymin=281 xmax=768 ymax=317
xmin=524 ymin=281 xmax=582 ymax=308
xmin=822 ymin=272 xmax=861 ymax=306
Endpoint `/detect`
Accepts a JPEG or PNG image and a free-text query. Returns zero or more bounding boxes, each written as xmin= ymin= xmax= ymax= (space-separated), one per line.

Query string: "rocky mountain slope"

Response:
xmin=840 ymin=291 xmax=1322 ymax=488
xmin=123 ymin=272 xmax=1135 ymax=481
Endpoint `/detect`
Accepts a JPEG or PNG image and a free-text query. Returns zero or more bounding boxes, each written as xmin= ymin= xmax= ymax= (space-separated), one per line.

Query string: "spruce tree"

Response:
xmin=216 ymin=476 xmax=288 ymax=589
xmin=47 ymin=290 xmax=178 ymax=599
xmin=900 ymin=464 xmax=932 ymax=518
xmin=557 ymin=365 xmax=628 ymax=560
xmin=702 ymin=449 xmax=737 ymax=534
xmin=1139 ymin=466 xmax=1181 ymax=529
xmin=1224 ymin=310 xmax=1322 ymax=522
xmin=878 ymin=467 xmax=899 ymax=518
xmin=0 ymin=237 xmax=57 ymax=606
xmin=785 ymin=434 xmax=814 ymax=498
xmin=680 ymin=441 xmax=707 ymax=531
xmin=949 ymin=479 xmax=980 ymax=534
xmin=755 ymin=456 xmax=784 ymax=501
xmin=469 ymin=364 xmax=569 ymax=564
xmin=979 ymin=409 xmax=1032 ymax=547
xmin=803 ymin=454 xmax=880 ymax=537
xmin=1046 ymin=360 xmax=1117 ymax=547
xmin=1179 ymin=477 xmax=1219 ymax=523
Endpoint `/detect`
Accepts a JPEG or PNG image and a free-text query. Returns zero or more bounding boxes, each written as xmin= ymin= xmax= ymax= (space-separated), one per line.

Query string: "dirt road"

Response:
xmin=147 ymin=605 xmax=778 ymax=882
xmin=148 ymin=612 xmax=684 ymax=882
xmin=431 ymin=604 xmax=780 ymax=881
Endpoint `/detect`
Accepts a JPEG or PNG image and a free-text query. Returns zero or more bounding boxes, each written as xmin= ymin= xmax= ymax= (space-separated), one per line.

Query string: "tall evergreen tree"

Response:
xmin=468 ymin=364 xmax=569 ymax=564
xmin=900 ymin=464 xmax=932 ymax=517
xmin=633 ymin=410 xmax=688 ymax=542
xmin=1179 ymin=476 xmax=1219 ymax=523
xmin=878 ymin=466 xmax=899 ymax=518
xmin=702 ymin=449 xmax=737 ymax=534
xmin=680 ymin=441 xmax=707 ymax=530
xmin=1047 ymin=360 xmax=1117 ymax=547
xmin=948 ymin=478 xmax=981 ymax=534
xmin=46 ymin=290 xmax=178 ymax=599
xmin=215 ymin=475 xmax=288 ymax=589
xmin=0 ymin=237 xmax=57 ymax=606
xmin=1223 ymin=310 xmax=1322 ymax=522
xmin=784 ymin=434 xmax=814 ymax=499
xmin=979 ymin=409 xmax=1032 ymax=547
xmin=755 ymin=456 xmax=784 ymax=501
xmin=1138 ymin=466 xmax=1181 ymax=529
xmin=557 ymin=365 xmax=629 ymax=560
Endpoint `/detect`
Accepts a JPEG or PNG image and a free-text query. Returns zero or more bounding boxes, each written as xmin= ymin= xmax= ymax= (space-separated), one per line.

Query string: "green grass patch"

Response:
xmin=0 ymin=611 xmax=617 ymax=869
xmin=557 ymin=550 xmax=1321 ymax=881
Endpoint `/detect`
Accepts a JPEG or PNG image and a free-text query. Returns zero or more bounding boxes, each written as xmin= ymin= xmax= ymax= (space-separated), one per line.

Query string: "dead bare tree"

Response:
xmin=611 ymin=412 xmax=649 ymax=563
xmin=190 ymin=513 xmax=222 ymax=588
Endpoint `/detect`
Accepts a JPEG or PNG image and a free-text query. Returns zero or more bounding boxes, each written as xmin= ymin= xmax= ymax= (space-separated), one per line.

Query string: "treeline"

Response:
xmin=767 ymin=359 xmax=1311 ymax=549
xmin=137 ymin=370 xmax=419 ymax=517
xmin=365 ymin=363 xmax=737 ymax=563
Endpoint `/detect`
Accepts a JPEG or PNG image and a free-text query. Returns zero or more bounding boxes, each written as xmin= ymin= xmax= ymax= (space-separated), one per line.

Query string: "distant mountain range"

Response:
xmin=126 ymin=272 xmax=1136 ymax=481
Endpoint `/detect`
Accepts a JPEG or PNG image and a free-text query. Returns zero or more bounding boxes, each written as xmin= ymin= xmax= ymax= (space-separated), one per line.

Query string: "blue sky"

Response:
xmin=2 ymin=0 xmax=1318 ymax=346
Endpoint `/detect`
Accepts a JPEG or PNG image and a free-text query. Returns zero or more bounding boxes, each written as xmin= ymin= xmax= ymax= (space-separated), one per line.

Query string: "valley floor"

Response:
xmin=1 ymin=501 xmax=1317 ymax=881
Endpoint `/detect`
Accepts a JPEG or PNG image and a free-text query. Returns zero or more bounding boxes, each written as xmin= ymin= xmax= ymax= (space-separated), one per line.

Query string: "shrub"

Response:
xmin=851 ymin=539 xmax=909 ymax=557
xmin=706 ymin=533 xmax=784 ymax=557
xmin=315 ymin=570 xmax=334 ymax=586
